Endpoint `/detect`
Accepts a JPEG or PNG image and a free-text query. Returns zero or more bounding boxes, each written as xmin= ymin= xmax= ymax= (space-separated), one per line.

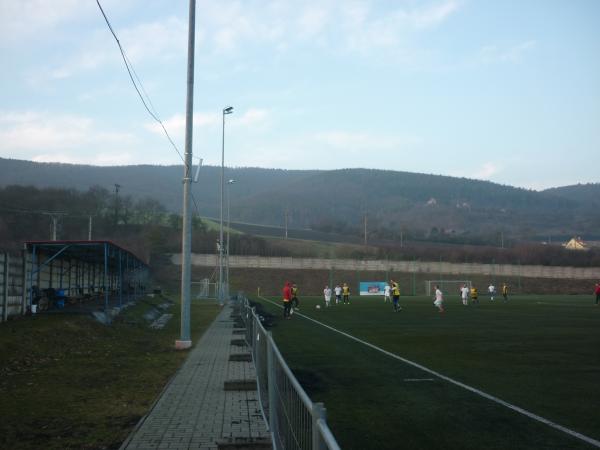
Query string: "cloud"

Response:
xmin=474 ymin=162 xmax=500 ymax=179
xmin=39 ymin=15 xmax=188 ymax=83
xmin=194 ymin=0 xmax=461 ymax=55
xmin=119 ymin=17 xmax=188 ymax=63
xmin=0 ymin=110 xmax=138 ymax=165
xmin=0 ymin=0 xmax=89 ymax=42
xmin=479 ymin=40 xmax=537 ymax=64
xmin=233 ymin=109 xmax=270 ymax=128
xmin=297 ymin=6 xmax=330 ymax=38
xmin=145 ymin=109 xmax=270 ymax=138
xmin=315 ymin=130 xmax=422 ymax=151
xmin=409 ymin=0 xmax=461 ymax=29
xmin=31 ymin=151 xmax=136 ymax=166
xmin=342 ymin=0 xmax=461 ymax=51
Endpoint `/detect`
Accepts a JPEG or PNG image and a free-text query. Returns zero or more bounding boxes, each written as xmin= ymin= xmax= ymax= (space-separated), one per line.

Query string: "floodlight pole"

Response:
xmin=219 ymin=106 xmax=233 ymax=305
xmin=226 ymin=179 xmax=236 ymax=294
xmin=176 ymin=0 xmax=196 ymax=350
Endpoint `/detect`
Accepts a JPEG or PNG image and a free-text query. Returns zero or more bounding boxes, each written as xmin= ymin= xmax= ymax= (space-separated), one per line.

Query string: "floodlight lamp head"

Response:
xmin=223 ymin=106 xmax=234 ymax=114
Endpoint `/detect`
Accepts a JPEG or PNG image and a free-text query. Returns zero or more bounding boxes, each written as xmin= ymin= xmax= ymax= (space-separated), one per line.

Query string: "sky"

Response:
xmin=1 ymin=0 xmax=599 ymax=190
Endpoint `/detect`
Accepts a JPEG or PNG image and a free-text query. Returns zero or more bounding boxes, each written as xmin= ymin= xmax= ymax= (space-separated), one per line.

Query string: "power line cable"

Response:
xmin=95 ymin=0 xmax=200 ymax=214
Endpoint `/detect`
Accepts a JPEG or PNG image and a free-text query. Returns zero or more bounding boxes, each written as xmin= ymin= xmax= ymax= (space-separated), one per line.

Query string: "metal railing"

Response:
xmin=240 ymin=296 xmax=341 ymax=450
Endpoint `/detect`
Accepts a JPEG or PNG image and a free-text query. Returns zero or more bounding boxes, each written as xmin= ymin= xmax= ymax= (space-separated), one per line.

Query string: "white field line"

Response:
xmin=259 ymin=296 xmax=600 ymax=448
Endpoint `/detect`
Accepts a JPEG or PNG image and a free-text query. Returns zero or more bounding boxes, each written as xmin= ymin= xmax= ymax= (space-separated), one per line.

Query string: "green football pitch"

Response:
xmin=252 ymin=294 xmax=600 ymax=450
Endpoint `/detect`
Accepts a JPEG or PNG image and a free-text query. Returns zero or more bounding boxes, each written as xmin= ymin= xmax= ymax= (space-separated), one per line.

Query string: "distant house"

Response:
xmin=563 ymin=237 xmax=587 ymax=251
xmin=426 ymin=198 xmax=437 ymax=206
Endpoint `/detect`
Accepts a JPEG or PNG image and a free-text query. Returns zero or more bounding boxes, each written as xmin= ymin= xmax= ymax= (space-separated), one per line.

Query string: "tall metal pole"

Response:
xmin=176 ymin=0 xmax=196 ymax=350
xmin=88 ymin=216 xmax=93 ymax=241
xmin=226 ymin=179 xmax=235 ymax=296
xmin=219 ymin=112 xmax=225 ymax=304
xmin=219 ymin=106 xmax=233 ymax=304
xmin=114 ymin=184 xmax=121 ymax=225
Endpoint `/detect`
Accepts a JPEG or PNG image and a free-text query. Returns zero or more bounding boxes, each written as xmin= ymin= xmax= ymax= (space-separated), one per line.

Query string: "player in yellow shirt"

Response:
xmin=391 ymin=280 xmax=401 ymax=312
xmin=291 ymin=283 xmax=300 ymax=310
xmin=502 ymin=283 xmax=509 ymax=302
xmin=470 ymin=286 xmax=479 ymax=305
xmin=342 ymin=283 xmax=350 ymax=304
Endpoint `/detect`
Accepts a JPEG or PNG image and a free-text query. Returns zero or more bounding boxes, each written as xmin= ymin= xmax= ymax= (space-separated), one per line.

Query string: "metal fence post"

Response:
xmin=312 ymin=402 xmax=326 ymax=449
xmin=266 ymin=331 xmax=278 ymax=447
xmin=2 ymin=253 xmax=8 ymax=322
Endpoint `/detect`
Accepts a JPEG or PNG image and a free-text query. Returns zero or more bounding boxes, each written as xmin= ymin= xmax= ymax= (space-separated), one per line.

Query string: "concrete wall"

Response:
xmin=173 ymin=254 xmax=600 ymax=281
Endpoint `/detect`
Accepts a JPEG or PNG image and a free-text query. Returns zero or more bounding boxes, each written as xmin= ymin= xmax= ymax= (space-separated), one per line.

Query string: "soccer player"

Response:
xmin=594 ymin=283 xmax=600 ymax=305
xmin=334 ymin=284 xmax=342 ymax=304
xmin=502 ymin=283 xmax=509 ymax=302
xmin=342 ymin=283 xmax=350 ymax=304
xmin=460 ymin=284 xmax=470 ymax=306
xmin=434 ymin=285 xmax=445 ymax=313
xmin=471 ymin=286 xmax=479 ymax=305
xmin=384 ymin=283 xmax=392 ymax=303
xmin=488 ymin=283 xmax=495 ymax=301
xmin=291 ymin=283 xmax=300 ymax=310
xmin=282 ymin=281 xmax=292 ymax=319
xmin=391 ymin=280 xmax=401 ymax=312
xmin=324 ymin=285 xmax=332 ymax=307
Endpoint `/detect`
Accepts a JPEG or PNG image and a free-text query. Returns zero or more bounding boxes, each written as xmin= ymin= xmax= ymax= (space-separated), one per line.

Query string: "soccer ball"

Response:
xmin=316 ymin=304 xmax=321 ymax=309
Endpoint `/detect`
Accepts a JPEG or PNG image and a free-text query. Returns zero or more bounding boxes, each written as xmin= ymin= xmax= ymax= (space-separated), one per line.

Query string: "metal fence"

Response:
xmin=240 ymin=296 xmax=341 ymax=450
xmin=1 ymin=252 xmax=27 ymax=321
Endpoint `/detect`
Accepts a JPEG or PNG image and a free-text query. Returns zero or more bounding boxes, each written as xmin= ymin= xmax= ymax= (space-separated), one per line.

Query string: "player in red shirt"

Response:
xmin=282 ymin=281 xmax=292 ymax=319
xmin=594 ymin=283 xmax=600 ymax=305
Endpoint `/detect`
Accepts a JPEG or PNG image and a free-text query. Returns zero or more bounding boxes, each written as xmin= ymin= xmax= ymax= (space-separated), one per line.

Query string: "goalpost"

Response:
xmin=425 ymin=280 xmax=472 ymax=296
xmin=192 ymin=279 xmax=218 ymax=299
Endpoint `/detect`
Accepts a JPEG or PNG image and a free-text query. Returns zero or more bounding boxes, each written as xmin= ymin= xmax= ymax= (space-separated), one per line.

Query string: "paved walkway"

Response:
xmin=121 ymin=302 xmax=270 ymax=450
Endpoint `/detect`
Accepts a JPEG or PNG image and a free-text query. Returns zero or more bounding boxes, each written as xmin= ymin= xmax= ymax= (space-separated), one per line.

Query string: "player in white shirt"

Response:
xmin=384 ymin=284 xmax=391 ymax=303
xmin=323 ymin=285 xmax=332 ymax=307
xmin=434 ymin=285 xmax=445 ymax=313
xmin=460 ymin=284 xmax=470 ymax=306
xmin=334 ymin=284 xmax=342 ymax=304
xmin=488 ymin=284 xmax=495 ymax=301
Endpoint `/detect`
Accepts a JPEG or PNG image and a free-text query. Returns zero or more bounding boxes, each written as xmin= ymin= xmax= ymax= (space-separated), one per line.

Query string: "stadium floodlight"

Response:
xmin=219 ymin=106 xmax=234 ymax=305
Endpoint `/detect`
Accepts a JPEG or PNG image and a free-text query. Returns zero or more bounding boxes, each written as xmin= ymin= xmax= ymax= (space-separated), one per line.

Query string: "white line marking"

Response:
xmin=258 ymin=296 xmax=600 ymax=448
xmin=403 ymin=378 xmax=435 ymax=382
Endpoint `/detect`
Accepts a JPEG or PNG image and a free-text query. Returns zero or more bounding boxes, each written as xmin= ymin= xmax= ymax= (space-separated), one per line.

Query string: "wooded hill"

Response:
xmin=1 ymin=157 xmax=599 ymax=243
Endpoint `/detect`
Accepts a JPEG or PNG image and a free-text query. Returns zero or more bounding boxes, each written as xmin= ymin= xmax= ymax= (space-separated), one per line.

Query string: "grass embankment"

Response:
xmin=0 ymin=294 xmax=220 ymax=450
xmin=255 ymin=295 xmax=600 ymax=450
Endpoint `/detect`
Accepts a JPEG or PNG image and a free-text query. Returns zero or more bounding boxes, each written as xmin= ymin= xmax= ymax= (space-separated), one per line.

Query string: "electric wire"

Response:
xmin=95 ymin=0 xmax=200 ymax=214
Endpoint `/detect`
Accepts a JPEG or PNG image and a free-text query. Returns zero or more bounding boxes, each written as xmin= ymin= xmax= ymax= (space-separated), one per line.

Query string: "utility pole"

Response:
xmin=284 ymin=208 xmax=289 ymax=239
xmin=114 ymin=184 xmax=121 ymax=225
xmin=51 ymin=215 xmax=58 ymax=240
xmin=176 ymin=0 xmax=196 ymax=350
xmin=363 ymin=213 xmax=367 ymax=246
xmin=41 ymin=212 xmax=66 ymax=241
xmin=88 ymin=216 xmax=93 ymax=241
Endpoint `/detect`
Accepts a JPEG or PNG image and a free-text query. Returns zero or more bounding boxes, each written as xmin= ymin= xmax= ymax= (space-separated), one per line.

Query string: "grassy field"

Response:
xmin=253 ymin=294 xmax=600 ymax=450
xmin=0 ymin=294 xmax=220 ymax=450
